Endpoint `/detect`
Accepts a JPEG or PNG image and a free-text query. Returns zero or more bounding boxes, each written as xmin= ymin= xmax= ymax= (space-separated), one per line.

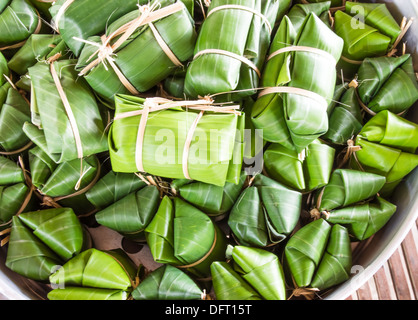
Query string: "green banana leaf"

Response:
xmin=309 ymin=224 xmax=352 ymax=291
xmin=315 ymin=169 xmax=386 ymax=212
xmin=132 ymin=264 xmax=204 ymax=300
xmin=322 ymin=84 xmax=363 ymax=145
xmin=210 ymin=261 xmax=262 ymax=300
xmin=228 ymin=174 xmax=302 ymax=247
xmin=28 ymin=0 xmax=53 ymax=19
xmin=86 ymin=171 xmax=147 ymax=210
xmin=48 ymin=248 xmax=139 ymax=300
xmin=0 ymin=156 xmax=35 ymax=226
xmin=49 ymin=0 xmax=143 ymax=56
xmin=325 ymin=196 xmax=397 ymax=241
xmin=171 ymin=171 xmax=246 ymax=218
xmin=29 ymin=150 xmax=100 ymax=215
xmin=48 ymin=287 xmax=129 ymax=300
xmin=109 ymin=94 xmax=245 ymax=187
xmin=76 ymin=0 xmax=197 ymax=103
xmin=184 ymin=0 xmax=289 ymax=102
xmin=0 ymin=51 xmax=8 ymax=84
xmin=8 ymin=34 xmax=68 ymax=76
xmin=288 ymin=1 xmax=332 ymax=32
xmin=5 ymin=207 xmax=88 ymax=281
xmin=334 ymin=1 xmax=402 ymax=77
xmin=357 ymin=54 xmax=418 ymax=115
xmin=251 ymin=13 xmax=343 ymax=152
xmin=163 ymin=69 xmax=187 ymax=99
xmin=264 ymin=139 xmax=335 ymax=192
xmin=23 ymin=59 xmax=109 ymax=163
xmin=145 ymin=196 xmax=228 ymax=278
xmin=284 ymin=218 xmax=331 ymax=288
xmin=227 ymin=245 xmax=286 ymax=300
xmin=299 ymin=0 xmax=345 ymax=7
xmin=351 ymin=111 xmax=418 ymax=196
xmin=242 ymin=97 xmax=266 ymax=161
xmin=95 ymin=185 xmax=161 ymax=242
xmin=0 ymin=83 xmax=32 ymax=154
xmin=0 ymin=0 xmax=41 ymax=50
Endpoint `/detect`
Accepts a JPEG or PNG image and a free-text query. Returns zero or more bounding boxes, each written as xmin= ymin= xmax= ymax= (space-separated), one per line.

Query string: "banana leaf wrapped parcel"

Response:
xmin=0 ymin=76 xmax=32 ymax=155
xmin=287 ymin=1 xmax=332 ymax=31
xmin=95 ymin=185 xmax=161 ymax=242
xmin=86 ymin=171 xmax=148 ymax=210
xmin=76 ymin=0 xmax=198 ymax=103
xmin=228 ymin=174 xmax=302 ymax=248
xmin=0 ymin=156 xmax=36 ymax=228
xmin=225 ymin=245 xmax=287 ymax=300
xmin=23 ymin=59 xmax=109 ymax=163
xmin=350 ymin=110 xmax=418 ymax=196
xmin=5 ymin=207 xmax=89 ymax=281
xmin=184 ymin=0 xmax=290 ymax=101
xmin=8 ymin=34 xmax=68 ymax=76
xmin=322 ymin=83 xmax=363 ymax=146
xmin=334 ymin=1 xmax=404 ymax=77
xmin=263 ymin=140 xmax=335 ymax=192
xmin=28 ymin=147 xmax=101 ymax=215
xmin=108 ymin=95 xmax=245 ymax=187
xmin=284 ymin=219 xmax=352 ymax=297
xmin=0 ymin=0 xmax=42 ymax=53
xmin=311 ymin=169 xmax=386 ymax=215
xmin=323 ymin=196 xmax=397 ymax=241
xmin=251 ymin=13 xmax=343 ymax=152
xmin=132 ymin=264 xmax=206 ymax=300
xmin=48 ymin=248 xmax=139 ymax=300
xmin=355 ymin=54 xmax=418 ymax=116
xmin=210 ymin=261 xmax=262 ymax=300
xmin=145 ymin=196 xmax=228 ymax=278
xmin=49 ymin=0 xmax=146 ymax=57
xmin=170 ymin=171 xmax=247 ymax=219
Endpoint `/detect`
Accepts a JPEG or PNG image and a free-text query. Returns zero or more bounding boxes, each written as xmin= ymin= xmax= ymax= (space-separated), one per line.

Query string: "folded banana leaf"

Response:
xmin=356 ymin=54 xmax=418 ymax=115
xmin=29 ymin=149 xmax=101 ymax=215
xmin=322 ymin=84 xmax=363 ymax=145
xmin=23 ymin=59 xmax=109 ymax=163
xmin=48 ymin=248 xmax=139 ymax=300
xmin=288 ymin=1 xmax=332 ymax=32
xmin=0 ymin=0 xmax=42 ymax=52
xmin=242 ymin=97 xmax=266 ymax=162
xmin=8 ymin=34 xmax=68 ymax=76
xmin=184 ymin=0 xmax=289 ymax=102
xmin=86 ymin=171 xmax=147 ymax=210
xmin=109 ymin=94 xmax=245 ymax=187
xmin=227 ymin=245 xmax=286 ymax=300
xmin=145 ymin=196 xmax=228 ymax=278
xmin=49 ymin=0 xmax=144 ymax=56
xmin=28 ymin=0 xmax=53 ymax=19
xmin=0 ymin=51 xmax=8 ymax=83
xmin=6 ymin=207 xmax=88 ymax=281
xmin=299 ymin=0 xmax=345 ymax=8
xmin=251 ymin=13 xmax=343 ymax=152
xmin=210 ymin=261 xmax=262 ymax=300
xmin=75 ymin=0 xmax=197 ymax=103
xmin=163 ymin=69 xmax=187 ymax=99
xmin=324 ymin=196 xmax=397 ymax=241
xmin=0 ymin=81 xmax=32 ymax=154
xmin=314 ymin=169 xmax=386 ymax=213
xmin=0 ymin=156 xmax=35 ymax=227
xmin=228 ymin=174 xmax=302 ymax=248
xmin=95 ymin=185 xmax=161 ymax=242
xmin=132 ymin=264 xmax=204 ymax=300
xmin=264 ymin=139 xmax=335 ymax=192
xmin=284 ymin=218 xmax=331 ymax=288
xmin=351 ymin=111 xmax=418 ymax=196
xmin=334 ymin=1 xmax=402 ymax=77
xmin=171 ymin=171 xmax=246 ymax=218
xmin=309 ymin=224 xmax=352 ymax=291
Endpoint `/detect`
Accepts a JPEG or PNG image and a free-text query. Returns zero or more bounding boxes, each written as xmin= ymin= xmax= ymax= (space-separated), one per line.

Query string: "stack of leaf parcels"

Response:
xmin=0 ymin=0 xmax=416 ymax=301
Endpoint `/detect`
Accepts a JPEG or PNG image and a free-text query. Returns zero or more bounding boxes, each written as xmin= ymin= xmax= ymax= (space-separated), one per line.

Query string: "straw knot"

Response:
xmin=290 ymin=287 xmax=320 ymax=300
xmin=41 ymin=196 xmax=62 ymax=209
xmin=348 ymin=79 xmax=359 ymax=89
xmin=310 ymin=208 xmax=322 ymax=220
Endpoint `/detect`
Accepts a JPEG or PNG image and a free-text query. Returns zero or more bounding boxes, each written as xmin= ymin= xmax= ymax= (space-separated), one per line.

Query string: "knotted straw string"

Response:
xmin=74 ymin=1 xmax=186 ymax=94
xmin=337 ymin=138 xmax=362 ymax=170
xmin=114 ymin=96 xmax=241 ymax=179
xmin=267 ymin=46 xmax=338 ymax=66
xmin=309 ymin=187 xmax=331 ymax=221
xmin=0 ymin=9 xmax=43 ymax=51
